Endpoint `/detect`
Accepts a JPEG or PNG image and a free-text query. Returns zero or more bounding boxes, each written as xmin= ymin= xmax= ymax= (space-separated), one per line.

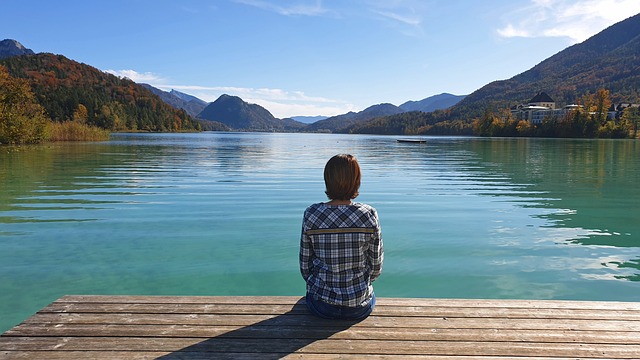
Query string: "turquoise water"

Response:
xmin=1 ymin=133 xmax=639 ymax=332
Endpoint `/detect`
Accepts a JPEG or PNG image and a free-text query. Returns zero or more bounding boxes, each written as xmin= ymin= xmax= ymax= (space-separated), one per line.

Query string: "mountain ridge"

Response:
xmin=305 ymin=103 xmax=404 ymax=132
xmin=141 ymin=84 xmax=208 ymax=118
xmin=400 ymin=93 xmax=466 ymax=112
xmin=348 ymin=12 xmax=640 ymax=134
xmin=451 ymin=12 xmax=640 ymax=120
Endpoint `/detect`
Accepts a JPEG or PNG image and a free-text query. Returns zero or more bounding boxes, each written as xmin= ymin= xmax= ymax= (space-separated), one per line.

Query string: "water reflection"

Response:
xmin=464 ymin=138 xmax=640 ymax=281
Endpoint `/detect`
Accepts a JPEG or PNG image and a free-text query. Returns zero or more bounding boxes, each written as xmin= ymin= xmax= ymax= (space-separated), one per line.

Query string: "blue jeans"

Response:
xmin=305 ymin=292 xmax=375 ymax=321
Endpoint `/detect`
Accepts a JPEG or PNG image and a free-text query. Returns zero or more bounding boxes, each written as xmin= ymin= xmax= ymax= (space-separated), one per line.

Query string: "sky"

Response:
xmin=3 ymin=0 xmax=640 ymax=118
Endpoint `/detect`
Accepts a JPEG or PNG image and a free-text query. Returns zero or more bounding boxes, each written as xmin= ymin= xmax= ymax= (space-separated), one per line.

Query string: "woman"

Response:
xmin=300 ymin=154 xmax=384 ymax=320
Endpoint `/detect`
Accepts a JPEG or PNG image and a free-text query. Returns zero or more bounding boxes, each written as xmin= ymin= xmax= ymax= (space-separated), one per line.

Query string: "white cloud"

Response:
xmin=497 ymin=0 xmax=640 ymax=43
xmin=497 ymin=24 xmax=532 ymax=38
xmin=103 ymin=69 xmax=166 ymax=83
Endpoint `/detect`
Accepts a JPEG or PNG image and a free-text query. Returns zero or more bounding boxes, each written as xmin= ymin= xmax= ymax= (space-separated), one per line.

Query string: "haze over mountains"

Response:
xmin=141 ymin=82 xmax=466 ymax=131
xmin=1 ymin=11 xmax=639 ymax=134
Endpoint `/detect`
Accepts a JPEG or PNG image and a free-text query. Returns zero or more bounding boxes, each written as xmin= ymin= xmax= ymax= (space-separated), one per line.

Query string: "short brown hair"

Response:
xmin=324 ymin=154 xmax=361 ymax=200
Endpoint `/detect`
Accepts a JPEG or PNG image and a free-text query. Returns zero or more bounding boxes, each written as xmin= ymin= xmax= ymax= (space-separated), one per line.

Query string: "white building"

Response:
xmin=511 ymin=92 xmax=581 ymax=124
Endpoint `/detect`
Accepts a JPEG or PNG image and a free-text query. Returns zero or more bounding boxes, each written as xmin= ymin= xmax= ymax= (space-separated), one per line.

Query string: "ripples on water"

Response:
xmin=0 ymin=133 xmax=638 ymax=332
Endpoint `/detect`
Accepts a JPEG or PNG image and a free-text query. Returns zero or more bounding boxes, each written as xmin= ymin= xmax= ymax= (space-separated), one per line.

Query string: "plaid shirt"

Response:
xmin=300 ymin=202 xmax=383 ymax=307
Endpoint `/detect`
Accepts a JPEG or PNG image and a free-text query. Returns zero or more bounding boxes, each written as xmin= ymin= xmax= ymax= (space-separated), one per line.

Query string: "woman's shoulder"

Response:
xmin=305 ymin=202 xmax=326 ymax=210
xmin=352 ymin=202 xmax=376 ymax=212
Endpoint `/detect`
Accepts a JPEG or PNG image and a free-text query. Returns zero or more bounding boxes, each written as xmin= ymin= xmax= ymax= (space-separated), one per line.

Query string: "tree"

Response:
xmin=621 ymin=106 xmax=639 ymax=138
xmin=0 ymin=66 xmax=49 ymax=144
xmin=593 ymin=89 xmax=612 ymax=126
xmin=581 ymin=88 xmax=612 ymax=127
xmin=72 ymin=103 xmax=88 ymax=124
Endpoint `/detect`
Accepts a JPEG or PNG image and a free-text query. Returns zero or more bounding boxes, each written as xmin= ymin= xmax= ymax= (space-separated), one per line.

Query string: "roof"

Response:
xmin=529 ymin=92 xmax=555 ymax=104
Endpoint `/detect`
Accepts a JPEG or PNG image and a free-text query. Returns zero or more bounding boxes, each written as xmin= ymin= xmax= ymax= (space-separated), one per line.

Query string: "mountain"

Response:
xmin=0 ymin=39 xmax=34 ymax=59
xmin=198 ymin=94 xmax=305 ymax=131
xmin=141 ymin=84 xmax=208 ymax=118
xmin=306 ymin=103 xmax=403 ymax=132
xmin=400 ymin=93 xmax=466 ymax=112
xmin=170 ymin=89 xmax=207 ymax=105
xmin=290 ymin=115 xmax=328 ymax=124
xmin=449 ymin=12 xmax=640 ymax=122
xmin=350 ymin=12 xmax=640 ymax=134
xmin=0 ymin=52 xmax=204 ymax=132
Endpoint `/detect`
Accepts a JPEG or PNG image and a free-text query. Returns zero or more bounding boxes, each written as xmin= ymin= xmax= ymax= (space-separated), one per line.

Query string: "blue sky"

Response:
xmin=4 ymin=1 xmax=640 ymax=118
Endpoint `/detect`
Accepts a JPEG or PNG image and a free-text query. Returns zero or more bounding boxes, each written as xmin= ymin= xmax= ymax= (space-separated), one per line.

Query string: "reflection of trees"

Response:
xmin=0 ymin=143 xmax=141 ymax=224
xmin=611 ymin=258 xmax=640 ymax=281
xmin=465 ymin=138 xmax=640 ymax=280
xmin=467 ymin=138 xmax=639 ymax=243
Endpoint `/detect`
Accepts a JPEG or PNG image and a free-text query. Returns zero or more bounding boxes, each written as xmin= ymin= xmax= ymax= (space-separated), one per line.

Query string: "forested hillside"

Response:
xmin=0 ymin=53 xmax=203 ymax=132
xmin=351 ymin=13 xmax=640 ymax=135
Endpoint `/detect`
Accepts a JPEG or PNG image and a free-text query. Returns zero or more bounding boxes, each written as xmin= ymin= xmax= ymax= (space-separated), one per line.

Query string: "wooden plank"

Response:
xmin=0 ymin=352 xmax=617 ymax=360
xmin=56 ymin=295 xmax=640 ymax=311
xmin=17 ymin=312 xmax=640 ymax=331
xmin=38 ymin=302 xmax=640 ymax=320
xmin=2 ymin=337 xmax=640 ymax=357
xmin=4 ymin=323 xmax=639 ymax=344
xmin=56 ymin=295 xmax=303 ymax=305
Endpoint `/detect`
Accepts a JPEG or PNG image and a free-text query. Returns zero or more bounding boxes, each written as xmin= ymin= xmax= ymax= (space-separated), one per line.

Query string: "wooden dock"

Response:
xmin=1 ymin=295 xmax=639 ymax=359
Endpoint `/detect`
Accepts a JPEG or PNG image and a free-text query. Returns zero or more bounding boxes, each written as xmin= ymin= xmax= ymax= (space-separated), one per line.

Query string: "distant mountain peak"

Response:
xmin=197 ymin=94 xmax=304 ymax=131
xmin=400 ymin=93 xmax=466 ymax=112
xmin=0 ymin=39 xmax=35 ymax=59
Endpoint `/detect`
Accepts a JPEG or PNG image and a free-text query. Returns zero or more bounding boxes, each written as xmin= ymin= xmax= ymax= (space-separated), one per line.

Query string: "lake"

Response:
xmin=1 ymin=132 xmax=639 ymax=332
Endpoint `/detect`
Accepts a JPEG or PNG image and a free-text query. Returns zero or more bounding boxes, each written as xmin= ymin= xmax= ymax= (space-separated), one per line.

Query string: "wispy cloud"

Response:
xmin=103 ymin=69 xmax=354 ymax=118
xmin=497 ymin=0 xmax=640 ymax=43
xmin=371 ymin=9 xmax=421 ymax=27
xmin=233 ymin=0 xmax=328 ymax=16
xmin=235 ymin=0 xmax=428 ymax=36
xmin=365 ymin=0 xmax=427 ymax=36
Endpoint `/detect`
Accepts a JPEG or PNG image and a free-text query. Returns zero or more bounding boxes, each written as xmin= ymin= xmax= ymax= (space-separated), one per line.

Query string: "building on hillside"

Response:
xmin=529 ymin=92 xmax=556 ymax=108
xmin=608 ymin=103 xmax=640 ymax=120
xmin=511 ymin=92 xmax=581 ymax=124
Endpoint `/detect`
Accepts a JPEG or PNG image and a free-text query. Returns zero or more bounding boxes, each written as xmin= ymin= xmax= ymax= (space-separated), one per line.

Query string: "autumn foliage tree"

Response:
xmin=0 ymin=65 xmax=48 ymax=144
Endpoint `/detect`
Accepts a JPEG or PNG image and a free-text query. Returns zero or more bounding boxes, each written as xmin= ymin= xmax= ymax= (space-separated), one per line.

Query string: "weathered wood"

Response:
xmin=5 ymin=324 xmax=639 ymax=344
xmin=38 ymin=302 xmax=640 ymax=320
xmin=2 ymin=336 xmax=640 ymax=357
xmin=15 ymin=312 xmax=640 ymax=331
xmin=0 ymin=353 xmax=617 ymax=360
xmin=2 ymin=296 xmax=639 ymax=359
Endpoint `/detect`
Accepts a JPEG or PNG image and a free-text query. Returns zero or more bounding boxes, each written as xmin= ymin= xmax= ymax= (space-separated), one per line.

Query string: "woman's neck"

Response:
xmin=326 ymin=199 xmax=352 ymax=206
